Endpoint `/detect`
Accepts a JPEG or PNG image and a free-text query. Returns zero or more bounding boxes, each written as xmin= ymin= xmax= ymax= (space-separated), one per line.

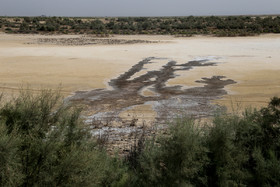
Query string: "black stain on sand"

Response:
xmin=68 ymin=57 xmax=236 ymax=121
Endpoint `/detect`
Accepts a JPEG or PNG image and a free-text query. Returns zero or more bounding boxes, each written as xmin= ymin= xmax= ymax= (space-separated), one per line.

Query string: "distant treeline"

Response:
xmin=1 ymin=16 xmax=280 ymax=36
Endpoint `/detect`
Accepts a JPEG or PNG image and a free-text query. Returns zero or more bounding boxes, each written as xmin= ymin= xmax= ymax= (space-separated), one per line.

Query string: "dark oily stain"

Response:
xmin=67 ymin=57 xmax=236 ymax=122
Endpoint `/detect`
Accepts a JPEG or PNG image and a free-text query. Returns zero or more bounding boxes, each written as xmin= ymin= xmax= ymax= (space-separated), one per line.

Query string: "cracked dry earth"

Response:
xmin=67 ymin=57 xmax=236 ymax=153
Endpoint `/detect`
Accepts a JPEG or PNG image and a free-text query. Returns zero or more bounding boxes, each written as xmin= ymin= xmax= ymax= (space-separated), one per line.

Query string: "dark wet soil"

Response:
xmin=68 ymin=57 xmax=235 ymax=120
xmin=67 ymin=57 xmax=236 ymax=153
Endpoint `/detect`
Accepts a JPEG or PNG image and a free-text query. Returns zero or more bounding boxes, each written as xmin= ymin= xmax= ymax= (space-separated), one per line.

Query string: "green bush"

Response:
xmin=0 ymin=123 xmax=22 ymax=186
xmin=1 ymin=89 xmax=280 ymax=186
xmin=126 ymin=97 xmax=280 ymax=186
xmin=129 ymin=119 xmax=209 ymax=186
xmin=0 ymin=90 xmax=126 ymax=186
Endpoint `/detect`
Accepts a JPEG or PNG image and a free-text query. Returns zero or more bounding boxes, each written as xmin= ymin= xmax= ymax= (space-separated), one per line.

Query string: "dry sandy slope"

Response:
xmin=0 ymin=33 xmax=280 ymax=112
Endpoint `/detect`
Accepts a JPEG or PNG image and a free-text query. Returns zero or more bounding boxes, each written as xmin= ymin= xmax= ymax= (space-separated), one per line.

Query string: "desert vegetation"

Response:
xmin=0 ymin=90 xmax=280 ymax=186
xmin=1 ymin=16 xmax=280 ymax=36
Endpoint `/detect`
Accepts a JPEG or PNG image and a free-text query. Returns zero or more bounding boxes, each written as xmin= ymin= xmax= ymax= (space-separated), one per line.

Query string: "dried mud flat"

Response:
xmin=1 ymin=33 xmax=280 ymax=153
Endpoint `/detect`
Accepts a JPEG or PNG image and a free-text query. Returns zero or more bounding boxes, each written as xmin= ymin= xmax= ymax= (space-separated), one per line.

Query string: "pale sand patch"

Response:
xmin=1 ymin=33 xmax=280 ymax=111
xmin=119 ymin=104 xmax=157 ymax=126
xmin=140 ymin=86 xmax=158 ymax=97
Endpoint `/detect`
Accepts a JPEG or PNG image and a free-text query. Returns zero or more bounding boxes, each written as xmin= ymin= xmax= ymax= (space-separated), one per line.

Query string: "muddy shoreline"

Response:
xmin=68 ymin=57 xmax=235 ymax=120
xmin=67 ymin=57 xmax=236 ymax=153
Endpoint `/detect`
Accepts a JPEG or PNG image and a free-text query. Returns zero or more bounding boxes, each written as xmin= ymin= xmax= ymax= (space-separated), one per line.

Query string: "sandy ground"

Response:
xmin=1 ymin=33 xmax=280 ymax=112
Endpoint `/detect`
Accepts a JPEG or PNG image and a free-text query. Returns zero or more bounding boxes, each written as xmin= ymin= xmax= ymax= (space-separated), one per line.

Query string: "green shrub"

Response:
xmin=206 ymin=114 xmax=251 ymax=186
xmin=127 ymin=97 xmax=280 ymax=186
xmin=130 ymin=119 xmax=209 ymax=186
xmin=0 ymin=123 xmax=22 ymax=186
xmin=0 ymin=90 xmax=127 ymax=186
xmin=1 ymin=89 xmax=280 ymax=186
